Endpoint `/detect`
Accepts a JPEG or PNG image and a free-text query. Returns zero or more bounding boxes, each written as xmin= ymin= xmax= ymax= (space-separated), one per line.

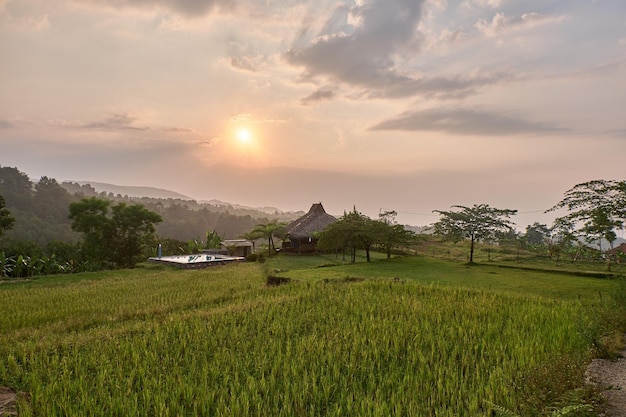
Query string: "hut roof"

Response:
xmin=286 ymin=203 xmax=336 ymax=239
xmin=606 ymin=242 xmax=626 ymax=255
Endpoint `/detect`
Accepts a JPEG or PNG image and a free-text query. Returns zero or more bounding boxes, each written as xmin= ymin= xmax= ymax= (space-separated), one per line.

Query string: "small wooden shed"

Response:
xmin=221 ymin=239 xmax=253 ymax=257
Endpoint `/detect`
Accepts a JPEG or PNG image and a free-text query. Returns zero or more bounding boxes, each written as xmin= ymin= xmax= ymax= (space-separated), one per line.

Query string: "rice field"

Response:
xmin=0 ymin=257 xmax=622 ymax=416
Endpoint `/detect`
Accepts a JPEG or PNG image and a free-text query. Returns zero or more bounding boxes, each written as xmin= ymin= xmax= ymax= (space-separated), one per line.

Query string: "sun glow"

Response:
xmin=236 ymin=128 xmax=252 ymax=144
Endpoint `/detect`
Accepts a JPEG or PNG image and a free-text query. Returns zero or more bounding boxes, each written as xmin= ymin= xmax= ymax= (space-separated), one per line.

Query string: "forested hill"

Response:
xmin=63 ymin=181 xmax=193 ymax=200
xmin=0 ymin=165 xmax=303 ymax=246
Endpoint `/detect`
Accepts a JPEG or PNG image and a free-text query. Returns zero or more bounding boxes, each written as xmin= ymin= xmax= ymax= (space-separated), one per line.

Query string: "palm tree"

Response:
xmin=252 ymin=221 xmax=287 ymax=256
xmin=239 ymin=230 xmax=263 ymax=254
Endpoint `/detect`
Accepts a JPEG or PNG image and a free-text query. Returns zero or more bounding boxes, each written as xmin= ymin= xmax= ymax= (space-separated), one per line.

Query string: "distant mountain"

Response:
xmin=65 ymin=181 xmax=296 ymax=217
xmin=199 ymin=199 xmax=289 ymax=215
xmin=73 ymin=181 xmax=193 ymax=200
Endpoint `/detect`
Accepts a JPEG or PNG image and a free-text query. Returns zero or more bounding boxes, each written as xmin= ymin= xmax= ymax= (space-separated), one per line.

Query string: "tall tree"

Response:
xmin=69 ymin=197 xmax=162 ymax=268
xmin=0 ymin=194 xmax=15 ymax=240
xmin=547 ymin=179 xmax=626 ymax=252
xmin=432 ymin=204 xmax=517 ymax=263
xmin=109 ymin=203 xmax=163 ymax=268
xmin=33 ymin=176 xmax=75 ymax=224
xmin=0 ymin=166 xmax=33 ymax=211
xmin=524 ymin=222 xmax=551 ymax=249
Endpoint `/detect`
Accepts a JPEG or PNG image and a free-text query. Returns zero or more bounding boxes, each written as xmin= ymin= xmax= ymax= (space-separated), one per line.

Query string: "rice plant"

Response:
xmin=0 ymin=259 xmax=618 ymax=416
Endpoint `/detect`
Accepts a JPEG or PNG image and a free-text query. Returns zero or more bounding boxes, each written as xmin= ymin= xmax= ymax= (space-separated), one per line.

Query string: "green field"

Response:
xmin=1 ymin=253 xmax=624 ymax=416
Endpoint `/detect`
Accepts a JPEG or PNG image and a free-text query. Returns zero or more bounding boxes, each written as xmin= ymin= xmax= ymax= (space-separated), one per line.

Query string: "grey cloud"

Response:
xmin=368 ymin=108 xmax=568 ymax=136
xmin=300 ymin=89 xmax=335 ymax=105
xmin=286 ymin=0 xmax=427 ymax=95
xmin=367 ymin=72 xmax=514 ymax=100
xmin=91 ymin=0 xmax=235 ymax=17
xmin=476 ymin=12 xmax=566 ymax=37
xmin=230 ymin=57 xmax=257 ymax=72
xmin=163 ymin=127 xmax=194 ymax=133
xmin=80 ymin=114 xmax=148 ymax=131
xmin=0 ymin=119 xmax=14 ymax=129
xmin=286 ymin=0 xmax=508 ymax=99
xmin=606 ymin=128 xmax=626 ymax=138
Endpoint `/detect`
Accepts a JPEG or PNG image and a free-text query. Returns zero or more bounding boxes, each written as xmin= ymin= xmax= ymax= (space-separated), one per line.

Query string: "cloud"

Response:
xmin=463 ymin=0 xmax=502 ymax=9
xmin=0 ymin=11 xmax=50 ymax=31
xmin=86 ymin=0 xmax=235 ymax=17
xmin=285 ymin=0 xmax=512 ymax=100
xmin=76 ymin=113 xmax=149 ymax=131
xmin=367 ymin=71 xmax=514 ymax=100
xmin=300 ymin=88 xmax=335 ymax=105
xmin=368 ymin=108 xmax=568 ymax=136
xmin=0 ymin=119 xmax=14 ymax=129
xmin=230 ymin=56 xmax=257 ymax=72
xmin=605 ymin=128 xmax=626 ymax=138
xmin=286 ymin=0 xmax=427 ymax=95
xmin=476 ymin=12 xmax=567 ymax=37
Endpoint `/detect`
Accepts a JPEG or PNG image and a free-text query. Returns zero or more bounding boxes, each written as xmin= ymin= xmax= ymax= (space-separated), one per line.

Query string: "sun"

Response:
xmin=236 ymin=128 xmax=252 ymax=144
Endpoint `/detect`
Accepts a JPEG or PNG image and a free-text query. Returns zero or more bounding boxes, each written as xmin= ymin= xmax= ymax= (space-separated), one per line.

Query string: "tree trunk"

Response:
xmin=469 ymin=235 xmax=475 ymax=263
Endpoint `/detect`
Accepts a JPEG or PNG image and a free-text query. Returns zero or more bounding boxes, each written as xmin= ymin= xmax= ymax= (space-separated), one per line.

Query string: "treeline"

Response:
xmin=0 ymin=165 xmax=299 ymax=246
xmin=0 ymin=165 xmax=301 ymax=277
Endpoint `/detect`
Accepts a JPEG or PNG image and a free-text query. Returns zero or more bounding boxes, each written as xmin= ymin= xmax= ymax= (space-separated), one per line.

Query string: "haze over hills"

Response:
xmin=72 ymin=181 xmax=293 ymax=215
xmin=74 ymin=181 xmax=193 ymax=200
xmin=51 ymin=178 xmax=626 ymax=245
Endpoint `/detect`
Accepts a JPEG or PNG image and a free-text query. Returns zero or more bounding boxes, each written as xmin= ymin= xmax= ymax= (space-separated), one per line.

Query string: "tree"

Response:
xmin=32 ymin=176 xmax=74 ymax=224
xmin=547 ymin=179 xmax=626 ymax=254
xmin=317 ymin=208 xmax=381 ymax=263
xmin=524 ymin=222 xmax=550 ymax=248
xmin=0 ymin=166 xmax=33 ymax=211
xmin=239 ymin=230 xmax=262 ymax=253
xmin=0 ymin=194 xmax=15 ymax=240
xmin=580 ymin=208 xmax=621 ymax=253
xmin=377 ymin=210 xmax=417 ymax=258
xmin=109 ymin=203 xmax=163 ymax=268
xmin=252 ymin=221 xmax=287 ymax=256
xmin=432 ymin=204 xmax=517 ymax=263
xmin=548 ymin=217 xmax=577 ymax=263
xmin=69 ymin=197 xmax=162 ymax=268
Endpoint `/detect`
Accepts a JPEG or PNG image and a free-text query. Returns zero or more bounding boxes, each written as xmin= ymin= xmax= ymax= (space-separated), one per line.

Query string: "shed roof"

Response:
xmin=285 ymin=203 xmax=336 ymax=239
xmin=221 ymin=239 xmax=253 ymax=248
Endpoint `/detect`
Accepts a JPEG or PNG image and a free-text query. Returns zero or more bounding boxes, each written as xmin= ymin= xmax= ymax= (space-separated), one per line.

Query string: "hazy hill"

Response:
xmin=66 ymin=181 xmax=290 ymax=215
xmin=72 ymin=181 xmax=193 ymax=200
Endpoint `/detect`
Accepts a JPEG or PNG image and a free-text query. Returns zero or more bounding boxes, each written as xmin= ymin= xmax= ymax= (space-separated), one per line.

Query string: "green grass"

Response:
xmin=268 ymin=253 xmax=618 ymax=301
xmin=1 ymin=255 xmax=623 ymax=416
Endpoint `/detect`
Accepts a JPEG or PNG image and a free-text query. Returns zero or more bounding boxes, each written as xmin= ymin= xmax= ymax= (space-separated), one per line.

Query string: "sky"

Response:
xmin=1 ymin=0 xmax=625 ymax=229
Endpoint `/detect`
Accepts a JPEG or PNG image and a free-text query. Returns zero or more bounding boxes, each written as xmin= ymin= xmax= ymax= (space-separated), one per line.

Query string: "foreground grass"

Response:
xmin=0 ymin=257 xmax=623 ymax=416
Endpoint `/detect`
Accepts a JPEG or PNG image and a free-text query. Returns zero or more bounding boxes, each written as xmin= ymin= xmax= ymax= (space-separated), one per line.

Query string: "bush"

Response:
xmin=245 ymin=253 xmax=258 ymax=262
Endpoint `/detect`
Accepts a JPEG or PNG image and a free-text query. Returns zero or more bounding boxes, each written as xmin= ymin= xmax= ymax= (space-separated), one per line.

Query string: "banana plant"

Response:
xmin=0 ymin=251 xmax=16 ymax=277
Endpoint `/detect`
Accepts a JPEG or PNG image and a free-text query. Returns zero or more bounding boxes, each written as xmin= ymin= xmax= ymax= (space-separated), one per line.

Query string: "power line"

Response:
xmin=381 ymin=207 xmax=553 ymax=217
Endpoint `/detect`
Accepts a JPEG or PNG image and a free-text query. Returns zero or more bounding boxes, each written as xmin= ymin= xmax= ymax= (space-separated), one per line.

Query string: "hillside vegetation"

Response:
xmin=0 ymin=165 xmax=301 ymax=247
xmin=1 ymin=254 xmax=624 ymax=416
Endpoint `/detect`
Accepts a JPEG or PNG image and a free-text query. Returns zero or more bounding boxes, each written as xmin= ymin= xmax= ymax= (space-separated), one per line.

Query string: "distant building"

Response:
xmin=282 ymin=203 xmax=336 ymax=253
xmin=221 ymin=239 xmax=253 ymax=257
xmin=201 ymin=239 xmax=253 ymax=257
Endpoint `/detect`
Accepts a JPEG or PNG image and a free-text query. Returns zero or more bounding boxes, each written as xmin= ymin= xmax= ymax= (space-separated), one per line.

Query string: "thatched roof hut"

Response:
xmin=283 ymin=203 xmax=336 ymax=253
